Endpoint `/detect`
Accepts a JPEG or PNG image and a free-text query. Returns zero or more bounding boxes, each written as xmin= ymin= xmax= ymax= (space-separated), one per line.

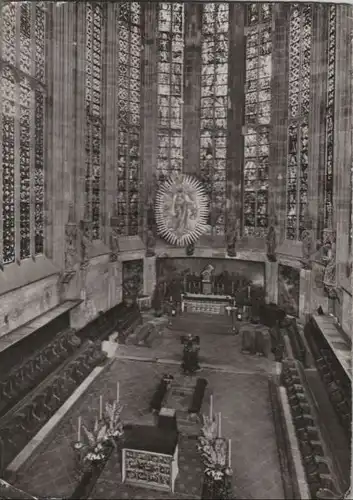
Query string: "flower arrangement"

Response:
xmin=73 ymin=401 xmax=124 ymax=470
xmin=102 ymin=400 xmax=124 ymax=441
xmin=198 ymin=415 xmax=233 ymax=481
xmin=73 ymin=418 xmax=110 ymax=468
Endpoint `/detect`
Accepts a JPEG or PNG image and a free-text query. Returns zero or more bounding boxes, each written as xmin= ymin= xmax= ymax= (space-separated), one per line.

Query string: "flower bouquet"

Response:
xmin=73 ymin=418 xmax=111 ymax=473
xmin=198 ymin=416 xmax=234 ymax=499
xmin=102 ymin=400 xmax=124 ymax=443
xmin=73 ymin=402 xmax=124 ymax=473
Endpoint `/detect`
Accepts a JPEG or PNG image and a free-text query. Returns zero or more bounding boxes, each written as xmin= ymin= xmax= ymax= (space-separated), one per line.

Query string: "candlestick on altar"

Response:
xmin=209 ymin=395 xmax=213 ymax=420
xmin=247 ymin=285 xmax=251 ymax=299
xmin=99 ymin=395 xmax=103 ymax=420
xmin=217 ymin=412 xmax=222 ymax=437
xmin=116 ymin=382 xmax=120 ymax=403
xmin=228 ymin=439 xmax=231 ymax=467
xmin=77 ymin=416 xmax=82 ymax=442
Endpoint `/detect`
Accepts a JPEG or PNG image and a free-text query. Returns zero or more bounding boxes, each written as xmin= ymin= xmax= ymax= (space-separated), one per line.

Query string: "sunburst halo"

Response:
xmin=155 ymin=174 xmax=209 ymax=246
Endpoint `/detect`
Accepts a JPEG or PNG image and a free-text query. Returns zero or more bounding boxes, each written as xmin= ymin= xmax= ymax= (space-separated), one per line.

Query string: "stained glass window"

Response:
xmin=243 ymin=3 xmax=272 ymax=237
xmin=85 ymin=3 xmax=104 ymax=240
xmin=200 ymin=3 xmax=229 ymax=236
xmin=116 ymin=1 xmax=141 ymax=236
xmin=286 ymin=4 xmax=312 ymax=240
xmin=0 ymin=2 xmax=47 ymax=265
xmin=157 ymin=3 xmax=184 ymax=180
xmin=324 ymin=5 xmax=336 ymax=229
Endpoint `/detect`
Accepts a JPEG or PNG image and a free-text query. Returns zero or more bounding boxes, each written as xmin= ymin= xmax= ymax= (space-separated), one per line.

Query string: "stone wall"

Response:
xmin=0 ymin=274 xmax=60 ymax=338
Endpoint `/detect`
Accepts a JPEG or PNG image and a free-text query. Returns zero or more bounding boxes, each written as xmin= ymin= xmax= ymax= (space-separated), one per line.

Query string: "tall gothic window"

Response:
xmin=0 ymin=2 xmax=47 ymax=266
xmin=116 ymin=1 xmax=141 ymax=236
xmin=324 ymin=5 xmax=336 ymax=229
xmin=200 ymin=3 xmax=229 ymax=236
xmin=286 ymin=4 xmax=312 ymax=240
xmin=243 ymin=3 xmax=272 ymax=237
xmin=157 ymin=2 xmax=184 ymax=180
xmin=84 ymin=3 xmax=105 ymax=240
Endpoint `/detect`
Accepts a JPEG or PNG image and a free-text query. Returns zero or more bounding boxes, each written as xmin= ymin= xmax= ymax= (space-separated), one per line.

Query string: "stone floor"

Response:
xmin=13 ymin=315 xmax=284 ymax=500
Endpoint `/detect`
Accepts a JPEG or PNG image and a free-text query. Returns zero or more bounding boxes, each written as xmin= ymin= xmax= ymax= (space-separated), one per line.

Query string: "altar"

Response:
xmin=122 ymin=425 xmax=179 ymax=493
xmin=181 ymin=293 xmax=232 ymax=315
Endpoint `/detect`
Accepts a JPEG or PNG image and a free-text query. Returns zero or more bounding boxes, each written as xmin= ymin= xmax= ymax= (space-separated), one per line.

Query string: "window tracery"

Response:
xmin=200 ymin=3 xmax=229 ymax=236
xmin=324 ymin=5 xmax=336 ymax=230
xmin=0 ymin=2 xmax=47 ymax=265
xmin=116 ymin=1 xmax=142 ymax=236
xmin=84 ymin=2 xmax=105 ymax=240
xmin=157 ymin=2 xmax=184 ymax=180
xmin=286 ymin=4 xmax=312 ymax=240
xmin=243 ymin=3 xmax=272 ymax=237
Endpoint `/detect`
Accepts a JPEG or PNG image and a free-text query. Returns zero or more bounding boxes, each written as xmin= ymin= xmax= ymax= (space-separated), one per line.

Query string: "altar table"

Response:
xmin=122 ymin=425 xmax=179 ymax=493
xmin=181 ymin=293 xmax=232 ymax=315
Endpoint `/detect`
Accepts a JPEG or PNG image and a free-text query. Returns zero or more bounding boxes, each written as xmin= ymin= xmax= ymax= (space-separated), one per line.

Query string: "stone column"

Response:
xmin=333 ymin=6 xmax=352 ymax=287
xmin=183 ymin=3 xmax=202 ymax=176
xmin=74 ymin=3 xmax=86 ymax=224
xmin=51 ymin=4 xmax=66 ymax=268
xmin=226 ymin=3 xmax=246 ymax=230
xmin=265 ymin=261 xmax=278 ymax=304
xmin=299 ymin=269 xmax=312 ymax=321
xmin=140 ymin=3 xmax=158 ymax=240
xmin=268 ymin=4 xmax=290 ymax=243
xmin=143 ymin=256 xmax=156 ymax=296
xmin=309 ymin=5 xmax=328 ymax=239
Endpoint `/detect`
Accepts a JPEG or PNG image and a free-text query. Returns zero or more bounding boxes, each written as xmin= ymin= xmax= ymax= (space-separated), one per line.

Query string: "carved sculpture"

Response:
xmin=266 ymin=214 xmax=278 ymax=262
xmin=145 ymin=196 xmax=156 ymax=257
xmin=109 ymin=214 xmax=120 ymax=262
xmin=79 ymin=219 xmax=92 ymax=268
xmin=225 ymin=215 xmax=238 ymax=257
xmin=301 ymin=229 xmax=316 ymax=269
xmin=299 ymin=209 xmax=316 ymax=269
xmin=323 ymin=236 xmax=337 ymax=298
xmin=155 ymin=173 xmax=208 ymax=246
xmin=62 ymin=204 xmax=78 ymax=283
xmin=186 ymin=241 xmax=195 ymax=256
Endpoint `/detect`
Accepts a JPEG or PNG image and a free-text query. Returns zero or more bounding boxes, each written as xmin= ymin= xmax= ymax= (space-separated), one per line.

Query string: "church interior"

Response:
xmin=0 ymin=1 xmax=352 ymax=499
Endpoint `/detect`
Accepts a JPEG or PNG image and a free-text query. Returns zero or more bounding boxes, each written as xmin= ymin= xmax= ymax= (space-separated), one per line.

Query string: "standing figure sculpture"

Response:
xmin=171 ymin=189 xmax=197 ymax=237
xmin=266 ymin=224 xmax=277 ymax=262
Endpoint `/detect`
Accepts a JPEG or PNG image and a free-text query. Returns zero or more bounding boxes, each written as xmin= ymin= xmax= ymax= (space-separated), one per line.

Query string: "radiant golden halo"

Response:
xmin=155 ymin=173 xmax=209 ymax=246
